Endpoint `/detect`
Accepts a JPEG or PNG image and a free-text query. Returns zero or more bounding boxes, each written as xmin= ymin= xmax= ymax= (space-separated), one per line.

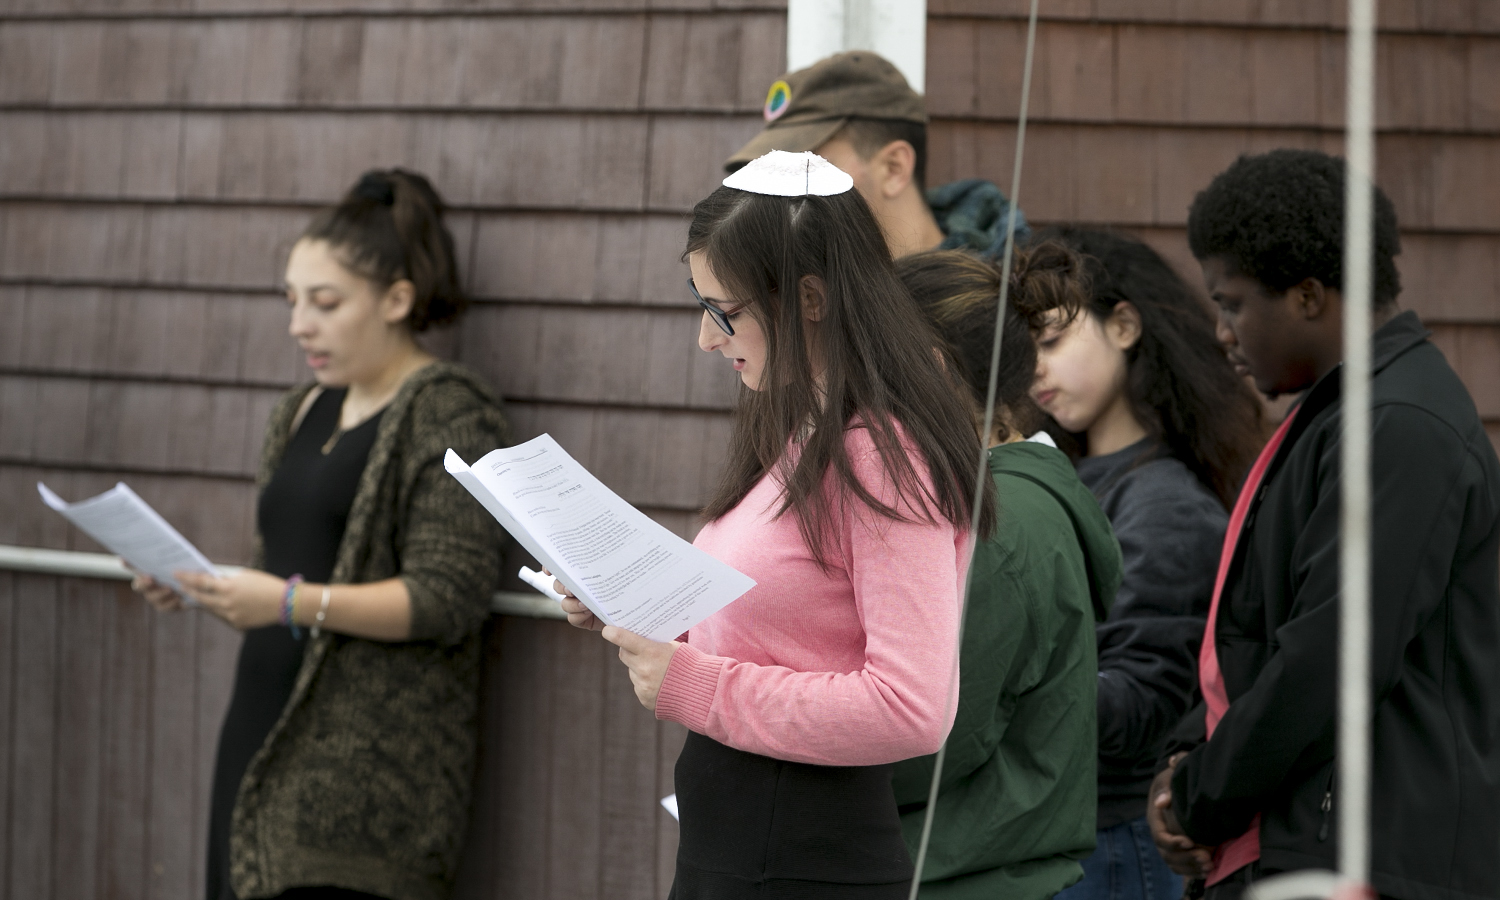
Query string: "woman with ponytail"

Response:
xmin=133 ymin=169 xmax=511 ymax=900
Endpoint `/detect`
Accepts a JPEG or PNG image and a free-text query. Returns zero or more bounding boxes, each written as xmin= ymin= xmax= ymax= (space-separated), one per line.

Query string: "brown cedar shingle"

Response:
xmin=296 ymin=19 xmax=365 ymax=105
xmin=0 ymin=376 xmax=40 ymax=459
xmin=1399 ymin=234 xmax=1500 ymax=322
xmin=1470 ymin=40 xmax=1500 ymax=129
xmin=103 ymin=21 xmax=174 ymax=105
xmin=0 ymin=23 xmax=53 ymax=104
xmin=1035 ymin=22 xmax=1116 ymax=122
xmin=645 ymin=115 xmax=764 ymax=209
xmin=1428 ymin=325 xmax=1500 ymax=419
xmin=0 ymin=286 xmax=24 ymax=366
xmin=47 ymin=21 xmax=106 ymax=105
xmin=925 ymin=19 xmax=979 ymax=117
xmin=642 ymin=14 xmax=784 ymax=112
xmin=33 ymin=377 xmax=92 ymax=465
xmin=1379 ymin=34 xmax=1469 ymax=131
xmin=1249 ymin=30 xmax=1322 ymax=125
xmin=1116 ymin=23 xmax=1185 ymax=122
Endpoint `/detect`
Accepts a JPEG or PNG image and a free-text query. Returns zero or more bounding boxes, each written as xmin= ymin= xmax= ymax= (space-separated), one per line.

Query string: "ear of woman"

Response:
xmin=1106 ymin=301 xmax=1144 ymax=351
xmin=380 ymin=279 xmax=418 ymax=325
xmin=799 ymin=274 xmax=827 ymax=322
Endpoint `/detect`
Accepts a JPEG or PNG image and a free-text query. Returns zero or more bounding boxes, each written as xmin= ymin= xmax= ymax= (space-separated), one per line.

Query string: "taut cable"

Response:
xmin=907 ymin=0 xmax=1042 ymax=894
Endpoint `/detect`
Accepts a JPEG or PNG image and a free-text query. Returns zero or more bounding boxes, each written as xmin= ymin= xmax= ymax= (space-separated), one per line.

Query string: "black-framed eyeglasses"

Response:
xmin=689 ymin=279 xmax=735 ymax=336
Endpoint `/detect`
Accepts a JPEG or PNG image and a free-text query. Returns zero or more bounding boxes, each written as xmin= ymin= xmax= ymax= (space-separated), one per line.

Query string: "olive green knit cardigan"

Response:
xmin=230 ymin=362 xmax=511 ymax=900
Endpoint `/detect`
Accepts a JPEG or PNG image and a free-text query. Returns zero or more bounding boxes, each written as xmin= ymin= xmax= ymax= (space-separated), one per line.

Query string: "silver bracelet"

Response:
xmin=311 ymin=584 xmax=331 ymax=639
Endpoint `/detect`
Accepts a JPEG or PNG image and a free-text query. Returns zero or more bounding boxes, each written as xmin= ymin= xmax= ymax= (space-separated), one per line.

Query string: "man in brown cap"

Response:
xmin=727 ymin=51 xmax=1027 ymax=259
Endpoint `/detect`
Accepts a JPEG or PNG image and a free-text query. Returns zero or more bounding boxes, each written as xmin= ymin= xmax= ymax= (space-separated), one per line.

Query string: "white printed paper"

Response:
xmin=445 ymin=435 xmax=755 ymax=642
xmin=660 ymin=793 xmax=679 ymax=821
xmin=38 ymin=482 xmax=216 ymax=596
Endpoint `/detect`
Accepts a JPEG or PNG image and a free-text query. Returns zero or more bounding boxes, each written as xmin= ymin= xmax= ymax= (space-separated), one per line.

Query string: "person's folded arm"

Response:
xmin=1096 ymin=484 xmax=1222 ymax=765
xmin=1172 ymin=404 xmax=1472 ymax=845
xmin=1097 ymin=616 xmax=1204 ymax=765
xmin=1160 ymin=698 xmax=1207 ymax=765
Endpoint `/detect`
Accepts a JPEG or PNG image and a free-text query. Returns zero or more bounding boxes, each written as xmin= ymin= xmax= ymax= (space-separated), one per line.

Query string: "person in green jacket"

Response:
xmin=894 ymin=243 xmax=1123 ymax=900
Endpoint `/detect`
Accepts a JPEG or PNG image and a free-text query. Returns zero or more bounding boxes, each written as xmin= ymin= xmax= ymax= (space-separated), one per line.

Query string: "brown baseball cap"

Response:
xmin=725 ymin=51 xmax=927 ymax=171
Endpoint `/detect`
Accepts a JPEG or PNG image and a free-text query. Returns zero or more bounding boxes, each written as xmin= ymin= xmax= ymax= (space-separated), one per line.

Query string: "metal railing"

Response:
xmin=0 ymin=543 xmax=567 ymax=621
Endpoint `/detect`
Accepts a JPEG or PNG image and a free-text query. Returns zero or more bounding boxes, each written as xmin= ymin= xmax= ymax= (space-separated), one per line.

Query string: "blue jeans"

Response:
xmin=1055 ymin=816 xmax=1183 ymax=900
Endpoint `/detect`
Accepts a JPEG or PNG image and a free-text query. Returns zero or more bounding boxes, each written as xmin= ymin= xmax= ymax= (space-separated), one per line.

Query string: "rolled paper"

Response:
xmin=519 ymin=565 xmax=567 ymax=602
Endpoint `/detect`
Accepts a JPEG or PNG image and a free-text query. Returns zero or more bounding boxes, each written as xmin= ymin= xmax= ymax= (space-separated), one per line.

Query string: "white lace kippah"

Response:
xmin=722 ymin=150 xmax=855 ymax=197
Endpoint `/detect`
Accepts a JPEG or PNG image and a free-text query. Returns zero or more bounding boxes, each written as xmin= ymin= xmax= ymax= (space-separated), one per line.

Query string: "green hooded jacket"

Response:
xmin=893 ymin=440 xmax=1121 ymax=900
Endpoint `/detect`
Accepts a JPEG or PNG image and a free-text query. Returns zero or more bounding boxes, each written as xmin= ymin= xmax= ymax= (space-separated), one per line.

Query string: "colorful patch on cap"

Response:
xmin=764 ymin=80 xmax=791 ymax=122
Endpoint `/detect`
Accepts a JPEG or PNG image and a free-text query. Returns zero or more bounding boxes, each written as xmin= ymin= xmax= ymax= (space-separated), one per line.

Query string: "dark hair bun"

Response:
xmin=353 ymin=171 xmax=396 ymax=206
xmin=302 ymin=168 xmax=467 ymax=332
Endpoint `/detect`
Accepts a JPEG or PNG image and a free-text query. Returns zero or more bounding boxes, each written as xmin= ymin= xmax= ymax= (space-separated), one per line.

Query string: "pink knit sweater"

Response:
xmin=654 ymin=425 xmax=969 ymax=767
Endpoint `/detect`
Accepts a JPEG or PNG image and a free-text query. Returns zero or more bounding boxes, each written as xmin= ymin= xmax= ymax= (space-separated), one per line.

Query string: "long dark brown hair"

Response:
xmin=687 ymin=185 xmax=994 ymax=562
xmin=1038 ymin=226 xmax=1264 ymax=509
xmin=897 ymin=242 xmax=1087 ymax=442
xmin=302 ymin=168 xmax=465 ymax=331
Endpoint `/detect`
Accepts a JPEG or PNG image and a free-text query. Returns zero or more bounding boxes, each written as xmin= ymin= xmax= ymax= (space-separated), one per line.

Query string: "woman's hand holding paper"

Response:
xmin=177 ymin=569 xmax=287 ymax=631
xmin=602 ymin=626 xmax=679 ymax=711
xmin=131 ymin=571 xmax=187 ymax=612
xmin=546 ymin=569 xmax=607 ymax=632
xmin=544 ymin=568 xmax=679 ymax=711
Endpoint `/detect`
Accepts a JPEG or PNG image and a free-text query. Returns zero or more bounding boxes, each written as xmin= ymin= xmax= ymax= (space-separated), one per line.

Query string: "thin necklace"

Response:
xmin=320 ymin=424 xmax=346 ymax=455
xmin=321 ymin=355 xmax=427 ymax=454
xmin=322 ymin=393 xmax=372 ymax=455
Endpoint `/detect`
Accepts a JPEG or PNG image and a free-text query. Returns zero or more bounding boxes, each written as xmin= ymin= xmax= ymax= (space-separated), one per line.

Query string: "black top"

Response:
xmin=1075 ymin=438 xmax=1225 ymax=827
xmin=672 ymin=731 xmax=912 ymax=898
xmin=207 ymin=388 xmax=383 ymax=900
xmin=1166 ymin=312 xmax=1500 ymax=900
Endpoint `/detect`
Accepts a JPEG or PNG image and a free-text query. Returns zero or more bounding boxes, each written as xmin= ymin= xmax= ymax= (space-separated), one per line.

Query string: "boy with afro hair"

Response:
xmin=1146 ymin=148 xmax=1500 ymax=900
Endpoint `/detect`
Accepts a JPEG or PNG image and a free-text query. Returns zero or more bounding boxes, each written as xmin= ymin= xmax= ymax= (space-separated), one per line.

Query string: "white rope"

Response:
xmin=1339 ymin=0 xmax=1376 ymax=887
xmin=907 ymin=0 xmax=1041 ymax=893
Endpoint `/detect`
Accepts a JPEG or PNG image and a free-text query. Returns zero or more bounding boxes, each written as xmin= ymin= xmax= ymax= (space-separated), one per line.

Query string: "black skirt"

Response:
xmin=670 ymin=731 xmax=913 ymax=899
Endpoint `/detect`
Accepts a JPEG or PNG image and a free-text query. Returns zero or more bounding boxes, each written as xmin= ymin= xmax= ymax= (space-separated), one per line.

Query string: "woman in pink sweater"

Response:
xmin=559 ymin=152 xmax=990 ymax=898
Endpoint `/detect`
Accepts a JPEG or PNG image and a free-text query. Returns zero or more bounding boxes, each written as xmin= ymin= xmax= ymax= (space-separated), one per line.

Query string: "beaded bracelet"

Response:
xmin=282 ymin=575 xmax=304 ymax=639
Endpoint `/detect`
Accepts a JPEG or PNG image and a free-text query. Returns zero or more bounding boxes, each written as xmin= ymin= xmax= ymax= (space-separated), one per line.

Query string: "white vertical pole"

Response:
xmin=1340 ymin=0 xmax=1376 ymax=888
xmin=787 ymin=0 xmax=927 ymax=94
xmin=788 ymin=0 xmax=847 ymax=73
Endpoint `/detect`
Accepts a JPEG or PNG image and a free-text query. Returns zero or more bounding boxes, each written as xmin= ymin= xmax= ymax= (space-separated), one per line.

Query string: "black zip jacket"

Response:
xmin=1166 ymin=311 xmax=1500 ymax=900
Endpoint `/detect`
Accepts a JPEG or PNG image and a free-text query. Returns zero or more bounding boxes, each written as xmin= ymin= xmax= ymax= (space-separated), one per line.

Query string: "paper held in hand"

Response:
xmin=37 ymin=482 xmax=217 ymax=597
xmin=445 ymin=435 xmax=755 ymax=642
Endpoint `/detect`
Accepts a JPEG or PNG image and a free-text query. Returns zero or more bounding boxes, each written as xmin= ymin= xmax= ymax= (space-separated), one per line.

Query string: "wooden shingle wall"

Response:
xmin=1 ymin=2 xmax=1497 ymax=899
